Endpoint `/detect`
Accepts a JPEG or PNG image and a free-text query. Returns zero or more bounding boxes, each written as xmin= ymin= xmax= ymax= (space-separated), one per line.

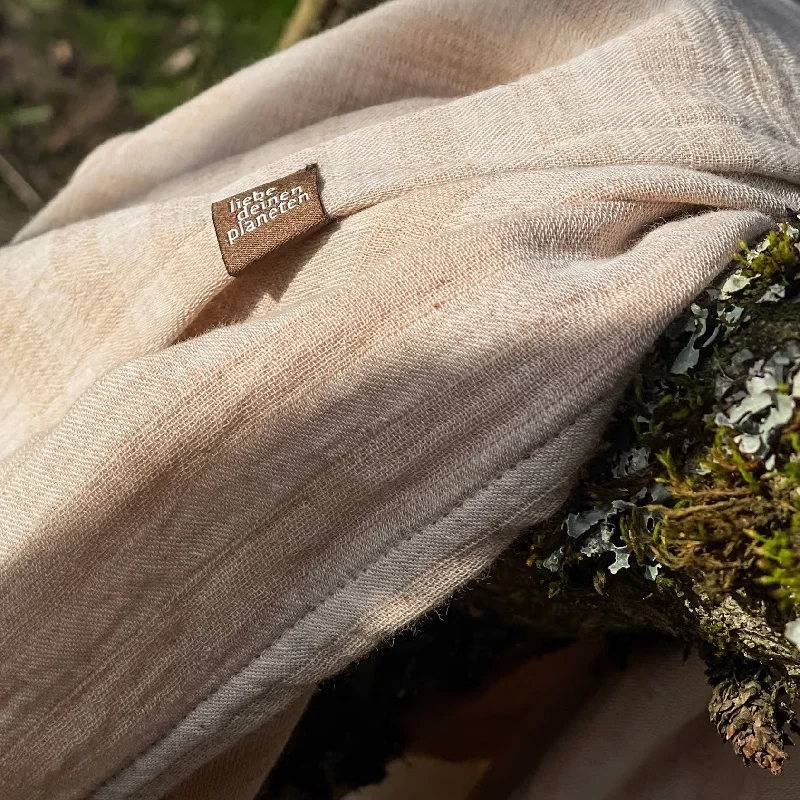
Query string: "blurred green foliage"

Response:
xmin=0 ymin=0 xmax=298 ymax=239
xmin=5 ymin=0 xmax=297 ymax=118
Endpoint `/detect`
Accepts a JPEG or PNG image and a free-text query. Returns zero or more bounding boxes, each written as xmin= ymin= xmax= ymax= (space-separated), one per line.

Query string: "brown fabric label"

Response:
xmin=211 ymin=164 xmax=330 ymax=276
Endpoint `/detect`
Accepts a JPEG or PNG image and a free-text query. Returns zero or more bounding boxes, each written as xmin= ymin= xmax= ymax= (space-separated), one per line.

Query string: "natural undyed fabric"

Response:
xmin=161 ymin=692 xmax=310 ymax=800
xmin=509 ymin=646 xmax=800 ymax=800
xmin=340 ymin=645 xmax=800 ymax=800
xmin=1 ymin=0 xmax=800 ymax=798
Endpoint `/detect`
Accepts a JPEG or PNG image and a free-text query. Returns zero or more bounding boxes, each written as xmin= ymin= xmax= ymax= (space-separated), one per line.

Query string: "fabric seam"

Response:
xmin=128 ymin=473 xmax=577 ymax=799
xmin=90 ymin=409 xmax=583 ymax=797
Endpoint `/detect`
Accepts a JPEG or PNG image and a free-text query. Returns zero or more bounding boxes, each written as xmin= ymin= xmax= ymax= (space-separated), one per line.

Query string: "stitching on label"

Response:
xmin=211 ymin=164 xmax=330 ymax=276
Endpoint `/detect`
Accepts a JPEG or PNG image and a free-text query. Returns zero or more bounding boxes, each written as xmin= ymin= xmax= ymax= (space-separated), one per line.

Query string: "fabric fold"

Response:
xmin=2 ymin=0 xmax=800 ymax=798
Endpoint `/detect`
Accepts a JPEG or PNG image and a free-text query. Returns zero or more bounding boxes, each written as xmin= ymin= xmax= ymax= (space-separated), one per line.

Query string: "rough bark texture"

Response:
xmin=707 ymin=658 xmax=800 ymax=775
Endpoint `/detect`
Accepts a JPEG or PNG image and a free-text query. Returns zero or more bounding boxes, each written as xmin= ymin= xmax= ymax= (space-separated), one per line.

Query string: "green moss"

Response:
xmin=540 ymin=219 xmax=800 ymax=638
xmin=732 ymin=227 xmax=799 ymax=298
xmin=699 ymin=617 xmax=734 ymax=652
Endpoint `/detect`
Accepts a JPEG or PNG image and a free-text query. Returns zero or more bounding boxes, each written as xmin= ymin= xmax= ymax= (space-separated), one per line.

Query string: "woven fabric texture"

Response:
xmin=2 ymin=0 xmax=800 ymax=797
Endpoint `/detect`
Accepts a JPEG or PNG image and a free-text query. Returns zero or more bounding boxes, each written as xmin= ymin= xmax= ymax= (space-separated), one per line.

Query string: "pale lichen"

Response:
xmin=532 ymin=218 xmax=800 ymax=772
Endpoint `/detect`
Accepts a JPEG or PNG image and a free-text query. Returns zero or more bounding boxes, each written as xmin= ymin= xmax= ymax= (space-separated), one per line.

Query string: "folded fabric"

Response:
xmin=326 ymin=645 xmax=800 ymax=800
xmin=510 ymin=645 xmax=800 ymax=800
xmin=2 ymin=0 xmax=800 ymax=797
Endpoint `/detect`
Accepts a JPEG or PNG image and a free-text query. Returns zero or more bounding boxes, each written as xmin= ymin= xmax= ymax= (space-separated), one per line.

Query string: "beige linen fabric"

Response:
xmin=2 ymin=0 xmax=800 ymax=798
xmin=510 ymin=646 xmax=800 ymax=800
xmin=347 ymin=646 xmax=800 ymax=800
xmin=161 ymin=692 xmax=310 ymax=800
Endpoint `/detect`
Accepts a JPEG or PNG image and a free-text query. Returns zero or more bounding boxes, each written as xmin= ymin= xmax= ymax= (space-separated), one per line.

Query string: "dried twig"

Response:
xmin=0 ymin=152 xmax=42 ymax=212
xmin=277 ymin=0 xmax=386 ymax=50
xmin=277 ymin=0 xmax=333 ymax=50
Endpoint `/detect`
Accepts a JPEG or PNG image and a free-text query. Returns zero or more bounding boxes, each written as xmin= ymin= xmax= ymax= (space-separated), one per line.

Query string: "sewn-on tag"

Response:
xmin=212 ymin=164 xmax=330 ymax=276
